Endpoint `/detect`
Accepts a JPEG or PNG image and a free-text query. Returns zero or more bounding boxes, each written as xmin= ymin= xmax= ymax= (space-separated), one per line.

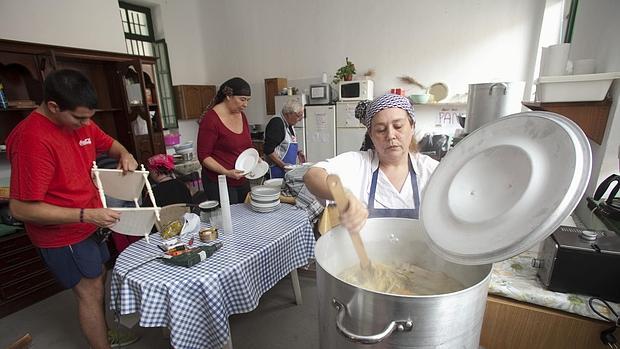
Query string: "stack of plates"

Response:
xmin=250 ymin=186 xmax=280 ymax=213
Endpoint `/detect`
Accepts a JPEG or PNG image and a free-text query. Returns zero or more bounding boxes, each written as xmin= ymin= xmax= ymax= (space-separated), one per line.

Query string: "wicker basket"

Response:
xmin=0 ymin=187 xmax=9 ymax=199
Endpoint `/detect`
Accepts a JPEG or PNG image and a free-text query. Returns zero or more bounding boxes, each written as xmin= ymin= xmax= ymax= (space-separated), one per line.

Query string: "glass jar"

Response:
xmin=198 ymin=200 xmax=222 ymax=229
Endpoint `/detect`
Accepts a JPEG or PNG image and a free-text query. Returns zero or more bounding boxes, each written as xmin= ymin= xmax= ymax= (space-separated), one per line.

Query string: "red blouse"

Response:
xmin=197 ymin=109 xmax=253 ymax=187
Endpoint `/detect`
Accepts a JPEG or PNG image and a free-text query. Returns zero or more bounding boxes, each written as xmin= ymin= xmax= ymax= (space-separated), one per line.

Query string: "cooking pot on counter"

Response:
xmin=316 ymin=111 xmax=593 ymax=348
xmin=464 ymin=81 xmax=525 ymax=134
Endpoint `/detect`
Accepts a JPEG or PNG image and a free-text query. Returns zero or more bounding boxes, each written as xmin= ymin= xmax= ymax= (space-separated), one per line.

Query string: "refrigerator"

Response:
xmin=336 ymin=101 xmax=367 ymax=154
xmin=274 ymin=94 xmax=307 ymax=155
xmin=304 ymin=104 xmax=336 ymax=163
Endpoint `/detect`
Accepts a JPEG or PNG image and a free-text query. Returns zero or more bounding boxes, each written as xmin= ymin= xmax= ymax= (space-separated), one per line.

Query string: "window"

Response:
xmin=118 ymin=1 xmax=177 ymax=129
xmin=119 ymin=2 xmax=154 ymax=56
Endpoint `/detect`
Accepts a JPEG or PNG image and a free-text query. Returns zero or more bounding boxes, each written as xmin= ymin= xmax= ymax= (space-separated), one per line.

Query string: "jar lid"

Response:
xmin=199 ymin=200 xmax=220 ymax=211
xmin=420 ymin=111 xmax=591 ymax=265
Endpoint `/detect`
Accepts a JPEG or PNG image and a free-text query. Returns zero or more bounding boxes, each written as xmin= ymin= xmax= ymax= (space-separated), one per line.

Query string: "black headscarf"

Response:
xmin=206 ymin=77 xmax=251 ymax=112
xmin=221 ymin=77 xmax=251 ymax=97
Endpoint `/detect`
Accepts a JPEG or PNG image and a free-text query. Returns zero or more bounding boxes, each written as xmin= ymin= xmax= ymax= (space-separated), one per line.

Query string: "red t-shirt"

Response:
xmin=197 ymin=110 xmax=253 ymax=187
xmin=6 ymin=111 xmax=114 ymax=248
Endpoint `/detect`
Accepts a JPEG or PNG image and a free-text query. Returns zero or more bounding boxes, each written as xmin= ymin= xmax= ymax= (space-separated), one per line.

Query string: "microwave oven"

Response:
xmin=339 ymin=80 xmax=374 ymax=101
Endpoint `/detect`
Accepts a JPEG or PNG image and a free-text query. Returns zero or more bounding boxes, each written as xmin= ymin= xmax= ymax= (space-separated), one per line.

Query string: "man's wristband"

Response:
xmin=79 ymin=208 xmax=84 ymax=223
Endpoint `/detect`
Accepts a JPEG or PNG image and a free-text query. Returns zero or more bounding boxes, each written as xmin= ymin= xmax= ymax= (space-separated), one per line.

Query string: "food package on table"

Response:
xmin=161 ymin=219 xmax=183 ymax=239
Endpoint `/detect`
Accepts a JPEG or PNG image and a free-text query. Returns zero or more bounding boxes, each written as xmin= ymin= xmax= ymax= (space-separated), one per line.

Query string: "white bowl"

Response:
xmin=264 ymin=178 xmax=283 ymax=188
xmin=251 ymin=186 xmax=280 ymax=197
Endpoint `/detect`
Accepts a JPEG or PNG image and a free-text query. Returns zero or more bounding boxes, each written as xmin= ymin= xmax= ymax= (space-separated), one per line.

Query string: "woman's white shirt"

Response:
xmin=313 ymin=150 xmax=439 ymax=209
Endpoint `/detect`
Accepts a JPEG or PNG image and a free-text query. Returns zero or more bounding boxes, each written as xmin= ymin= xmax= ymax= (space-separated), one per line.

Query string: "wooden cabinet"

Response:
xmin=0 ymin=39 xmax=171 ymax=315
xmin=0 ymin=231 xmax=63 ymax=318
xmin=174 ymin=84 xmax=216 ymax=119
xmin=0 ymin=39 xmax=166 ymax=167
xmin=523 ymin=100 xmax=612 ymax=144
xmin=264 ymin=78 xmax=287 ymax=115
xmin=480 ymin=295 xmax=610 ymax=349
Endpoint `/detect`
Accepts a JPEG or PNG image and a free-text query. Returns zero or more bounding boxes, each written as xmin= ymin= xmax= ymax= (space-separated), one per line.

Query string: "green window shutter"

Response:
xmin=153 ymin=39 xmax=178 ymax=129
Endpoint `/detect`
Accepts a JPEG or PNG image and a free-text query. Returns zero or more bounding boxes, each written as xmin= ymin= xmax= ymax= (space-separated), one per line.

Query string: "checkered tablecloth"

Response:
xmin=110 ymin=204 xmax=315 ymax=349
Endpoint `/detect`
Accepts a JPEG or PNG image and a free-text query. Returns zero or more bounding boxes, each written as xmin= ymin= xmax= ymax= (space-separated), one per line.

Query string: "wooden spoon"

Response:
xmin=326 ymin=174 xmax=372 ymax=271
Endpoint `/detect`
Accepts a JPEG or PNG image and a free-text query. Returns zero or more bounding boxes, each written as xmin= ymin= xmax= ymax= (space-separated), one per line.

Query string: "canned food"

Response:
xmin=199 ymin=227 xmax=218 ymax=242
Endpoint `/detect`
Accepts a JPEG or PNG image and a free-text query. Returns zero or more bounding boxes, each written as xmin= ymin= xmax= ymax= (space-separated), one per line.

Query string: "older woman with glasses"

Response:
xmin=304 ymin=93 xmax=438 ymax=234
xmin=264 ymin=99 xmax=306 ymax=178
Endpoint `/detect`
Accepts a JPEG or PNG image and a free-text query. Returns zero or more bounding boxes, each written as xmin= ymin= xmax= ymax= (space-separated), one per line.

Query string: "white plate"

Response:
xmin=251 ymin=199 xmax=280 ymax=208
xmin=421 ymin=111 xmax=591 ymax=265
xmin=428 ymin=82 xmax=449 ymax=102
xmin=245 ymin=160 xmax=269 ymax=179
xmin=250 ymin=204 xmax=281 ymax=213
xmin=284 ymin=164 xmax=302 ymax=171
xmin=251 ymin=185 xmax=280 ymax=197
xmin=263 ymin=178 xmax=283 ymax=188
xmin=252 ymin=194 xmax=280 ymax=203
xmin=251 ymin=193 xmax=280 ymax=202
xmin=235 ymin=148 xmax=259 ymax=173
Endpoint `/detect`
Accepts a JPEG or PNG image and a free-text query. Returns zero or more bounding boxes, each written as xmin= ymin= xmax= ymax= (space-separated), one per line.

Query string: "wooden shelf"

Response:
xmin=522 ymin=99 xmax=612 ymax=144
xmin=0 ymin=107 xmax=36 ymax=111
xmin=412 ymin=102 xmax=467 ymax=107
xmin=94 ymin=108 xmax=122 ymax=112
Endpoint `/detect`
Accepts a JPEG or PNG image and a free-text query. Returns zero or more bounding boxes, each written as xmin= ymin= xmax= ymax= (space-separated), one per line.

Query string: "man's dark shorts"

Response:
xmin=39 ymin=232 xmax=110 ymax=289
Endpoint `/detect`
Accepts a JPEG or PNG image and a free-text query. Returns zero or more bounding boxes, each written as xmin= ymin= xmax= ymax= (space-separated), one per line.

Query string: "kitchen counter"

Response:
xmin=488 ymin=250 xmax=619 ymax=321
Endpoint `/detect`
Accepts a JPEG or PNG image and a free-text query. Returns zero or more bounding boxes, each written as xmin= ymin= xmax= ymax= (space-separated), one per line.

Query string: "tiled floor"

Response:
xmin=0 ymin=272 xmax=319 ymax=349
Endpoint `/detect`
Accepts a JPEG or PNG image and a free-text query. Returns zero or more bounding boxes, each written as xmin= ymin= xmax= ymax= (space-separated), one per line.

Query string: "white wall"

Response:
xmin=0 ymin=0 xmax=126 ymax=53
xmin=0 ymin=0 xmax=549 ymax=181
xmin=195 ymin=0 xmax=546 ymax=130
xmin=569 ymin=0 xmax=620 ymax=224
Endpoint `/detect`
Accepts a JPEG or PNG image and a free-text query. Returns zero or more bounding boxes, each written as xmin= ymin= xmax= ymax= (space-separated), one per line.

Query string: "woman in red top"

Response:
xmin=197 ymin=77 xmax=254 ymax=204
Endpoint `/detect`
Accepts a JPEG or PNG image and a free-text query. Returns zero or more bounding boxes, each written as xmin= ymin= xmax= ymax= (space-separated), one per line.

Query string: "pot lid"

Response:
xmin=421 ymin=111 xmax=591 ymax=265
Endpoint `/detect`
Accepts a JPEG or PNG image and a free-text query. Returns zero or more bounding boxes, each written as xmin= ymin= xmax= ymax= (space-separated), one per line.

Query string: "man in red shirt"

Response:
xmin=7 ymin=69 xmax=138 ymax=349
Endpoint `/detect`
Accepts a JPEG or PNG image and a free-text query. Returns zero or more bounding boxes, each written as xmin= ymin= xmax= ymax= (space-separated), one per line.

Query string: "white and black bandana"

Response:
xmin=355 ymin=93 xmax=415 ymax=128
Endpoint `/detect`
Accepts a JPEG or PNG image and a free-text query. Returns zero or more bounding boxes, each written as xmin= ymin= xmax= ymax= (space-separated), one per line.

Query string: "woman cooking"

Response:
xmin=304 ymin=93 xmax=438 ymax=234
xmin=197 ymin=77 xmax=253 ymax=204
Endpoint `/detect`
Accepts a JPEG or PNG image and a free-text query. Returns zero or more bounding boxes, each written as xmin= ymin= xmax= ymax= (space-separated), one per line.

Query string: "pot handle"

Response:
xmin=488 ymin=82 xmax=507 ymax=95
xmin=332 ymin=298 xmax=413 ymax=344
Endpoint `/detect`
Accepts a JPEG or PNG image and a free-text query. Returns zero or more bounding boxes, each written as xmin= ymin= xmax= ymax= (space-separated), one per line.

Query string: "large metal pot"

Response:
xmin=316 ymin=218 xmax=492 ymax=348
xmin=464 ymin=81 xmax=525 ymax=133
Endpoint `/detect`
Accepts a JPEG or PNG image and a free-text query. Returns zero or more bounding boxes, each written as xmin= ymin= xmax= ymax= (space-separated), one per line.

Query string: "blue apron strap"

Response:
xmin=367 ymin=166 xmax=380 ymax=210
xmin=409 ymin=159 xmax=420 ymax=215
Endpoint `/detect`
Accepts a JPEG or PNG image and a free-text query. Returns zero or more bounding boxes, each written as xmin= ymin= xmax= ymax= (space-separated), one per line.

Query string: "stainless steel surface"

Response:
xmin=316 ymin=218 xmax=492 ymax=348
xmin=464 ymin=81 xmax=525 ymax=133
xmin=422 ymin=112 xmax=592 ymax=265
xmin=181 ymin=152 xmax=194 ymax=161
xmin=332 ymin=299 xmax=413 ymax=344
xmin=537 ymin=237 xmax=558 ymax=286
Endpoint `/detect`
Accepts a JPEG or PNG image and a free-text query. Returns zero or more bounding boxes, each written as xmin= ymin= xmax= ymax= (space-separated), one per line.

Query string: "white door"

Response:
xmin=336 ymin=101 xmax=364 ymax=128
xmin=304 ymin=105 xmax=336 ymax=163
xmin=337 ymin=128 xmax=367 ymax=154
xmin=294 ymin=118 xmax=306 ymax=156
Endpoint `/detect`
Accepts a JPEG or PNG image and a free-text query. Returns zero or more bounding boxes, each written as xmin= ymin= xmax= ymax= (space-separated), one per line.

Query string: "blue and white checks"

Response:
xmin=110 ymin=204 xmax=315 ymax=349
